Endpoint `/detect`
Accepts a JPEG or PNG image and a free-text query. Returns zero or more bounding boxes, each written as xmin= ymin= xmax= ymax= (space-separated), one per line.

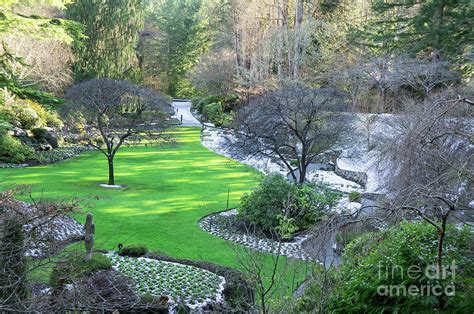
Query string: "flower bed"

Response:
xmin=107 ymin=254 xmax=226 ymax=310
xmin=199 ymin=209 xmax=315 ymax=261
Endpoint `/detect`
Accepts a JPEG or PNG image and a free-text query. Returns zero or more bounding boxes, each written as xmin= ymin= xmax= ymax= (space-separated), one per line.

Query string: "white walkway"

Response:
xmin=171 ymin=100 xmax=201 ymax=127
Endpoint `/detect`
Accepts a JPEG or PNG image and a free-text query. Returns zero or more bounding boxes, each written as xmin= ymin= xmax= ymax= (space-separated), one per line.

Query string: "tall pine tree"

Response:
xmin=149 ymin=0 xmax=209 ymax=97
xmin=66 ymin=0 xmax=145 ymax=81
xmin=352 ymin=0 xmax=473 ymax=66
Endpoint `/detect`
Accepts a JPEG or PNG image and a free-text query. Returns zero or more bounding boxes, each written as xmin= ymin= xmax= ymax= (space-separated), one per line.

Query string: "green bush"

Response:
xmin=202 ymin=102 xmax=223 ymax=123
xmin=12 ymin=104 xmax=39 ymax=129
xmin=0 ymin=91 xmax=62 ymax=130
xmin=192 ymin=95 xmax=221 ymax=114
xmin=348 ymin=191 xmax=362 ymax=202
xmin=238 ymin=174 xmax=341 ymax=238
xmin=119 ymin=244 xmax=148 ymax=257
xmin=0 ymin=106 xmax=15 ymax=125
xmin=0 ymin=118 xmax=12 ymax=135
xmin=31 ymin=127 xmax=47 ymax=139
xmin=50 ymin=252 xmax=112 ymax=288
xmin=192 ymin=95 xmax=238 ymax=127
xmin=329 ymin=221 xmax=473 ymax=312
xmin=0 ymin=134 xmax=35 ymax=163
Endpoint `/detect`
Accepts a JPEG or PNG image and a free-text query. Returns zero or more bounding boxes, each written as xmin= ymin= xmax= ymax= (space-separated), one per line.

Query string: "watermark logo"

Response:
xmin=377 ymin=260 xmax=457 ymax=297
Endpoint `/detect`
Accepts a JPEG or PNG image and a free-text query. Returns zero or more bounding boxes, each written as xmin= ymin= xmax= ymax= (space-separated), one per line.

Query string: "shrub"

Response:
xmin=329 ymin=221 xmax=474 ymax=312
xmin=239 ymin=174 xmax=340 ymax=238
xmin=119 ymin=244 xmax=148 ymax=257
xmin=27 ymin=100 xmax=62 ymax=129
xmin=192 ymin=95 xmax=221 ymax=114
xmin=0 ymin=134 xmax=35 ymax=163
xmin=0 ymin=118 xmax=12 ymax=135
xmin=31 ymin=127 xmax=47 ymax=139
xmin=50 ymin=252 xmax=112 ymax=288
xmin=31 ymin=127 xmax=58 ymax=148
xmin=192 ymin=95 xmax=238 ymax=127
xmin=12 ymin=103 xmax=39 ymax=129
xmin=0 ymin=106 xmax=15 ymax=125
xmin=348 ymin=191 xmax=362 ymax=202
xmin=202 ymin=102 xmax=223 ymax=123
xmin=0 ymin=91 xmax=63 ymax=130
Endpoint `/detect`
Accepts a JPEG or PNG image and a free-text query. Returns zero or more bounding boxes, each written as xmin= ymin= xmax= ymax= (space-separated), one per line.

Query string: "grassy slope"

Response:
xmin=1 ymin=128 xmax=261 ymax=267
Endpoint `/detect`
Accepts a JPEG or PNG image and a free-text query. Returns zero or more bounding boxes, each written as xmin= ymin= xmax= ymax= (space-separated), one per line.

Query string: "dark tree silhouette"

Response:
xmin=232 ymin=83 xmax=347 ymax=183
xmin=64 ymin=78 xmax=172 ymax=185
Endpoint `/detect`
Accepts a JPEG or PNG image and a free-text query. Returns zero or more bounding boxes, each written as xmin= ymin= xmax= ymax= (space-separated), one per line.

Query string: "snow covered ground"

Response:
xmin=335 ymin=113 xmax=399 ymax=193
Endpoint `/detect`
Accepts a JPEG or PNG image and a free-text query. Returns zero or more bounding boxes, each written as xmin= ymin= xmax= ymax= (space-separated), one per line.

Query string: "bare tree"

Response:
xmin=63 ymin=78 xmax=172 ymax=186
xmin=378 ymin=91 xmax=473 ymax=273
xmin=233 ymin=82 xmax=347 ymax=183
xmin=292 ymin=0 xmax=304 ymax=79
xmin=1 ymin=36 xmax=74 ymax=94
xmin=359 ymin=55 xmax=400 ymax=112
xmin=395 ymin=58 xmax=458 ymax=98
xmin=328 ymin=60 xmax=369 ymax=111
xmin=359 ymin=113 xmax=378 ymax=150
xmin=188 ymin=49 xmax=236 ymax=96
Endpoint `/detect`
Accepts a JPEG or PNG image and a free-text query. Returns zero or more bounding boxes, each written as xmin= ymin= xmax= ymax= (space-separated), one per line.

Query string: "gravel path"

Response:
xmin=171 ymin=100 xmax=201 ymax=126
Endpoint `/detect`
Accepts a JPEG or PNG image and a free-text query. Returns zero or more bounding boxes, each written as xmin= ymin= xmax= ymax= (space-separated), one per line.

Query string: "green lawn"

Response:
xmin=1 ymin=127 xmax=263 ymax=266
xmin=1 ymin=127 xmax=310 ymax=298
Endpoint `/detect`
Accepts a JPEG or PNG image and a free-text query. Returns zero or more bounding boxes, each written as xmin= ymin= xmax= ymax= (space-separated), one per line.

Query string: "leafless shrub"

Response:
xmin=395 ymin=58 xmax=459 ymax=98
xmin=232 ymin=82 xmax=348 ymax=183
xmin=189 ymin=49 xmax=237 ymax=96
xmin=1 ymin=36 xmax=74 ymax=95
xmin=231 ymin=224 xmax=303 ymax=314
xmin=376 ymin=90 xmax=473 ymax=269
xmin=0 ymin=188 xmax=80 ymax=312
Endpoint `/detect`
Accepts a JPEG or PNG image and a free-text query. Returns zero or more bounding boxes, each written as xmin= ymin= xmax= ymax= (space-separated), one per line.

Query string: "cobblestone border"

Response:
xmin=199 ymin=209 xmax=316 ymax=261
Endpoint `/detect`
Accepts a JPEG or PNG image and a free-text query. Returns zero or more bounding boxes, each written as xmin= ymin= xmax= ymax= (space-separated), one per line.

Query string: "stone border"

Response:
xmin=25 ymin=214 xmax=84 ymax=258
xmin=199 ymin=209 xmax=316 ymax=261
xmin=0 ymin=146 xmax=94 ymax=168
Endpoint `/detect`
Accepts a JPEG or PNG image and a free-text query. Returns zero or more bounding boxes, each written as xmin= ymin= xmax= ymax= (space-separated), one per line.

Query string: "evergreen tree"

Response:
xmin=352 ymin=0 xmax=473 ymax=65
xmin=66 ymin=0 xmax=145 ymax=81
xmin=149 ymin=0 xmax=209 ymax=97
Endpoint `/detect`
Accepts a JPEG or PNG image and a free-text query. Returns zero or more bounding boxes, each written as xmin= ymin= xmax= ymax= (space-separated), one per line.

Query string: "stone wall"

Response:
xmin=334 ymin=159 xmax=368 ymax=188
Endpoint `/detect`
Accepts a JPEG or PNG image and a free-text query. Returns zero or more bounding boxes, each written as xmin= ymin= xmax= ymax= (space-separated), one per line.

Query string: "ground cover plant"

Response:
xmin=108 ymin=253 xmax=225 ymax=309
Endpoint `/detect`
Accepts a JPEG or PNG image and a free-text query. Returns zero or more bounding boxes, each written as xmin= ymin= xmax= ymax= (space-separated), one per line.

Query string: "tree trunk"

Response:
xmin=435 ymin=0 xmax=446 ymax=53
xmin=108 ymin=156 xmax=115 ymax=185
xmin=276 ymin=0 xmax=283 ymax=82
xmin=299 ymin=163 xmax=307 ymax=184
xmin=293 ymin=0 xmax=303 ymax=79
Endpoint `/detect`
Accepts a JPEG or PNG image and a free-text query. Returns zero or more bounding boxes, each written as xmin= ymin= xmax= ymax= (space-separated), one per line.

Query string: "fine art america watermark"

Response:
xmin=377 ymin=261 xmax=457 ymax=297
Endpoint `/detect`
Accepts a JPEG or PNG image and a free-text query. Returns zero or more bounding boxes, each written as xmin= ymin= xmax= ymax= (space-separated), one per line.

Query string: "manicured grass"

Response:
xmin=1 ymin=128 xmax=260 ymax=266
xmin=2 ymin=127 xmax=309 ymax=297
